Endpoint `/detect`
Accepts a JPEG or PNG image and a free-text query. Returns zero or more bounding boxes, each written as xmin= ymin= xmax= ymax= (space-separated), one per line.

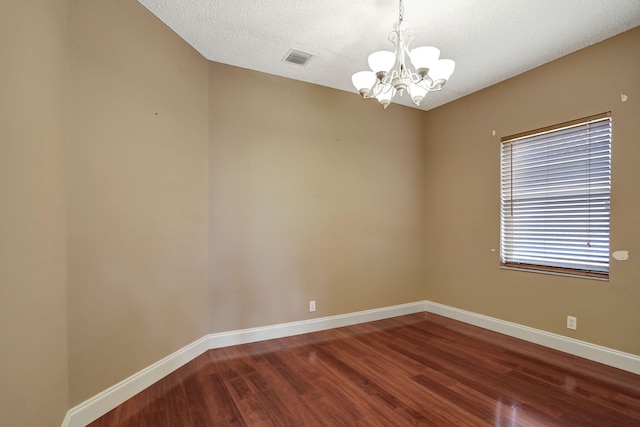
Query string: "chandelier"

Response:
xmin=351 ymin=0 xmax=455 ymax=109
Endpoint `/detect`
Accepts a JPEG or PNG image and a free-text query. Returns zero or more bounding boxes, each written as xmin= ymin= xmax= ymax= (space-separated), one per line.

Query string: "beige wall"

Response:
xmin=208 ymin=64 xmax=426 ymax=332
xmin=1 ymin=0 xmax=638 ymax=423
xmin=0 ymin=1 xmax=69 ymax=426
xmin=67 ymin=0 xmax=210 ymax=404
xmin=424 ymin=27 xmax=640 ymax=355
xmin=66 ymin=0 xmax=426 ymax=406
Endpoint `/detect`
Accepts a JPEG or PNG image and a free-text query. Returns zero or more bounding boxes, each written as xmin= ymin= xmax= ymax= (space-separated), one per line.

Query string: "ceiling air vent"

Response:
xmin=283 ymin=49 xmax=314 ymax=66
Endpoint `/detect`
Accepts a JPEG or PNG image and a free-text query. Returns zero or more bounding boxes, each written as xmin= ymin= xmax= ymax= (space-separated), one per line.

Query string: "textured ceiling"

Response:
xmin=137 ymin=0 xmax=640 ymax=111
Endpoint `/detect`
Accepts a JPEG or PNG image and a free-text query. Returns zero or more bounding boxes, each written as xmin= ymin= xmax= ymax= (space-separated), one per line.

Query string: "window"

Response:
xmin=500 ymin=112 xmax=612 ymax=280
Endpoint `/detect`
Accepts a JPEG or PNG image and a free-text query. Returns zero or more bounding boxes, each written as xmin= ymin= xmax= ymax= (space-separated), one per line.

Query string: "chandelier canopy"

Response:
xmin=351 ymin=0 xmax=455 ymax=109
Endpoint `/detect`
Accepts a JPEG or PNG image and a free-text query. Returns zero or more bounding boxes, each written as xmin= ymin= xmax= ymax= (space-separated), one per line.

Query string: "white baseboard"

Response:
xmin=62 ymin=300 xmax=640 ymax=426
xmin=425 ymin=301 xmax=640 ymax=376
xmin=61 ymin=301 xmax=426 ymax=427
xmin=61 ymin=335 xmax=211 ymax=427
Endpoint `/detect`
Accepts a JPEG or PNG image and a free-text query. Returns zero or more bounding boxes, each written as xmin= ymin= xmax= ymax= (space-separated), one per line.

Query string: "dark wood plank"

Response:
xmin=88 ymin=313 xmax=640 ymax=426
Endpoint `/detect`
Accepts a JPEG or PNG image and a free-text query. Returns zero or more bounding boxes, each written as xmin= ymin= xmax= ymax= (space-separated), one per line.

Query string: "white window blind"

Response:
xmin=500 ymin=113 xmax=611 ymax=279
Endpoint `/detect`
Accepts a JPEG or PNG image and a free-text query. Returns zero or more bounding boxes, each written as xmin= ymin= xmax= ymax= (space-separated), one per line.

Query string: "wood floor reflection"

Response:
xmin=88 ymin=313 xmax=640 ymax=426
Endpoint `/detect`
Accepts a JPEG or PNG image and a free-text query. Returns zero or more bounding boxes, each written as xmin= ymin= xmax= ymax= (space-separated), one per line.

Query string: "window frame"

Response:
xmin=499 ymin=112 xmax=612 ymax=281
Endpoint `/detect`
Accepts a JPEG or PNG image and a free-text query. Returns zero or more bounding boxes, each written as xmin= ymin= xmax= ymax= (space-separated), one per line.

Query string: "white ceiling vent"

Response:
xmin=283 ymin=49 xmax=314 ymax=66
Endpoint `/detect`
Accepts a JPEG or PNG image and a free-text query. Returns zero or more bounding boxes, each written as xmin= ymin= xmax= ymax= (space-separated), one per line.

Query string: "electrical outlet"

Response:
xmin=309 ymin=300 xmax=316 ymax=312
xmin=567 ymin=316 xmax=577 ymax=330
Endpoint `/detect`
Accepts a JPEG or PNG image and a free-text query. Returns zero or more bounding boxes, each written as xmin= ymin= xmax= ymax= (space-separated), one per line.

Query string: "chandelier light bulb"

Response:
xmin=428 ymin=59 xmax=456 ymax=82
xmin=368 ymin=51 xmax=396 ymax=74
xmin=375 ymin=88 xmax=396 ymax=109
xmin=351 ymin=71 xmax=377 ymax=95
xmin=409 ymin=46 xmax=440 ymax=73
xmin=408 ymin=83 xmax=428 ymax=105
xmin=351 ymin=0 xmax=455 ymax=109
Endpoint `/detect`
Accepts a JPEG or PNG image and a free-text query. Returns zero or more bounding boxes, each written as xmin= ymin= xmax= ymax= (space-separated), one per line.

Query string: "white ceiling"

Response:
xmin=137 ymin=0 xmax=640 ymax=111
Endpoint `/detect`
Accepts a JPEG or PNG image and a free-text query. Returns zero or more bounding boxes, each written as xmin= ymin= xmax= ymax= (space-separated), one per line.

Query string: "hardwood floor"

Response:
xmin=88 ymin=313 xmax=640 ymax=426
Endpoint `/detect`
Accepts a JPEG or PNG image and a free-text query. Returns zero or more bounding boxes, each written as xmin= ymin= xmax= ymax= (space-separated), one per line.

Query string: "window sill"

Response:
xmin=499 ymin=265 xmax=609 ymax=282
